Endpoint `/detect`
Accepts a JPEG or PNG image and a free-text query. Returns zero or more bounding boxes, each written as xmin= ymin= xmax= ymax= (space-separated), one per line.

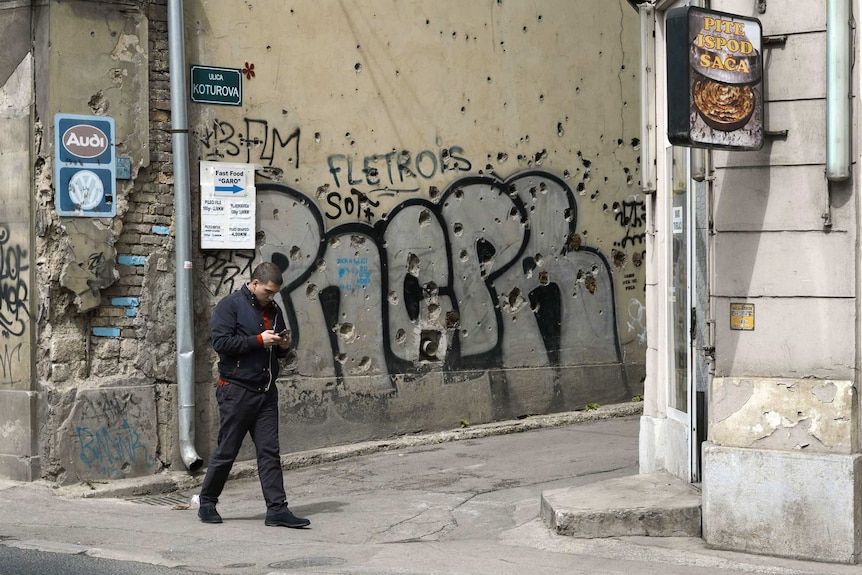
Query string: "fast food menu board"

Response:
xmin=666 ymin=7 xmax=763 ymax=151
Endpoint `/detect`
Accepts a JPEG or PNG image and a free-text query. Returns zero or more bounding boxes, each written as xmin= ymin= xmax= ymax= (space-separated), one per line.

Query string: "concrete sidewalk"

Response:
xmin=0 ymin=404 xmax=858 ymax=575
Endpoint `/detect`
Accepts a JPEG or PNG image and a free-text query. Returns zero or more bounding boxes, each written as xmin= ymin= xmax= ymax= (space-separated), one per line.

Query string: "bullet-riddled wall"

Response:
xmin=12 ymin=0 xmax=645 ymax=483
xmin=185 ymin=0 xmax=646 ymax=460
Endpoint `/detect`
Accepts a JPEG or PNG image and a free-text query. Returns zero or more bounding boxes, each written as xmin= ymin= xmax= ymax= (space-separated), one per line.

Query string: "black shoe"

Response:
xmin=198 ymin=505 xmax=223 ymax=524
xmin=265 ymin=508 xmax=310 ymax=528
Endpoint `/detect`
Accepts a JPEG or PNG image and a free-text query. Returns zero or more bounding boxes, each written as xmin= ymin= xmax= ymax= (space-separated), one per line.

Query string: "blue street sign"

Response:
xmin=54 ymin=114 xmax=116 ymax=217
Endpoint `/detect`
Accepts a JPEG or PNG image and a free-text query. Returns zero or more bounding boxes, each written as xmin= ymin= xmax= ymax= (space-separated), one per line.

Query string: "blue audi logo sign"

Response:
xmin=54 ymin=113 xmax=116 ymax=217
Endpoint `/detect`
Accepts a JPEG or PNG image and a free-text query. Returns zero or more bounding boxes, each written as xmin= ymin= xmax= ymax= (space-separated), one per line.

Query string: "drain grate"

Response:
xmin=126 ymin=493 xmax=191 ymax=507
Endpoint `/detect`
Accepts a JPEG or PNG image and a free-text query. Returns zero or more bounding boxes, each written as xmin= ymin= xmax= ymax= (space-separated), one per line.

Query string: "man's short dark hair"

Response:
xmin=251 ymin=262 xmax=284 ymax=286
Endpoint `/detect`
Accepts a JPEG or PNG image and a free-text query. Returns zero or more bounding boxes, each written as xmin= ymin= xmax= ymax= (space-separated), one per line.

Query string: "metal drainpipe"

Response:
xmin=826 ymin=0 xmax=851 ymax=181
xmin=167 ymin=0 xmax=203 ymax=473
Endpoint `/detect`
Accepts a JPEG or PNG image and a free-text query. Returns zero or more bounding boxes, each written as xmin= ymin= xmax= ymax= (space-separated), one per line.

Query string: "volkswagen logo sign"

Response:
xmin=62 ymin=124 xmax=109 ymax=159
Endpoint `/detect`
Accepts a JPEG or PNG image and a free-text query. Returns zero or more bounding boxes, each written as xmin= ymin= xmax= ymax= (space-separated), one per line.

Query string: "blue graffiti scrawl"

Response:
xmin=76 ymin=419 xmax=157 ymax=478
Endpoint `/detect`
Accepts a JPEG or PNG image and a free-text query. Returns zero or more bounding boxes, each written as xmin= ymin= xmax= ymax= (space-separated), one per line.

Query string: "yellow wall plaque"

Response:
xmin=730 ymin=303 xmax=754 ymax=330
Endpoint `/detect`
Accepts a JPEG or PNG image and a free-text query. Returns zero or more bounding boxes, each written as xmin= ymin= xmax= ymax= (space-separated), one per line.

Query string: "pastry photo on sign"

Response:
xmin=666 ymin=7 xmax=763 ymax=151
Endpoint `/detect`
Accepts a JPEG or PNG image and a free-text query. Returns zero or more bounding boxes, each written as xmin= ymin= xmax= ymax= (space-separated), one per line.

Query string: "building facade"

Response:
xmin=0 ymin=1 xmax=645 ymax=486
xmin=637 ymin=0 xmax=861 ymax=563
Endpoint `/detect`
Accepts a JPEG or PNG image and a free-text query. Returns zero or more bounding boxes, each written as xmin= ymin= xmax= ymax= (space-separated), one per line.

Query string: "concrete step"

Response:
xmin=540 ymin=472 xmax=702 ymax=538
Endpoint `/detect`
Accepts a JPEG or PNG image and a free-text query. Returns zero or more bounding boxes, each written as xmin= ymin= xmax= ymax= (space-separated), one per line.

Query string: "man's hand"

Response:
xmin=261 ymin=329 xmax=290 ymax=349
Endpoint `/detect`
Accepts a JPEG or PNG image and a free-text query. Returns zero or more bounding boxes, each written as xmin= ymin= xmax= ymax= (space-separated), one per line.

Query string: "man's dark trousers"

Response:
xmin=199 ymin=383 xmax=288 ymax=514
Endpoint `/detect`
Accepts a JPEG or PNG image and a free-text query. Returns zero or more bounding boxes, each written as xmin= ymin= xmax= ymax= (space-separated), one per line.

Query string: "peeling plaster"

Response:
xmin=710 ymin=378 xmax=855 ymax=453
xmin=0 ymin=54 xmax=32 ymax=119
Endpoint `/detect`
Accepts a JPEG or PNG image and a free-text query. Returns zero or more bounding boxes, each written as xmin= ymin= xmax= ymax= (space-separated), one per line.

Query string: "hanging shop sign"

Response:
xmin=666 ymin=7 xmax=763 ymax=150
xmin=200 ymin=161 xmax=258 ymax=250
xmin=54 ymin=113 xmax=117 ymax=217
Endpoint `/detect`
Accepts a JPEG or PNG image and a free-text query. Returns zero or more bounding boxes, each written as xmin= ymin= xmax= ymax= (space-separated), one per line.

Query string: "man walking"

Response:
xmin=197 ymin=261 xmax=310 ymax=528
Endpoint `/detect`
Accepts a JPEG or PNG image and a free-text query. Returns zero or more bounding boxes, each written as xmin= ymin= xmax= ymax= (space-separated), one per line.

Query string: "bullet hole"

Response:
xmin=563 ymin=170 xmax=571 ymax=180
xmin=454 ymin=188 xmax=464 ymax=200
xmin=633 ymin=251 xmax=644 ymax=267
xmin=631 ymin=137 xmax=641 ymax=149
xmin=461 ymin=106 xmax=466 ymax=114
xmin=522 ymin=257 xmax=537 ymax=277
xmin=557 ymin=123 xmax=565 ymax=137
xmin=590 ymin=190 xmax=600 ymax=201
xmin=539 ymin=94 xmax=544 ymax=102
xmin=507 ymin=183 xmax=519 ymax=198
xmin=567 ymin=233 xmax=582 ymax=251
xmin=510 ymin=206 xmax=520 ymax=220
xmin=497 ymin=152 xmax=509 ymax=163
xmin=577 ymin=270 xmax=598 ymax=294
xmin=617 ymin=138 xmax=624 ymax=146
xmin=395 ymin=329 xmax=408 ymax=345
xmin=426 ymin=19 xmax=430 ymax=25
xmin=487 ymin=76 xmax=493 ymax=83
xmin=461 ymin=329 xmax=469 ymax=338
xmin=485 ymin=163 xmax=494 ymax=171
xmin=388 ymin=290 xmax=399 ymax=305
xmin=354 ymin=62 xmax=362 ymax=73
xmin=534 ymin=149 xmax=548 ymax=165
xmin=335 ymin=353 xmax=347 ymax=364
xmin=459 ymin=249 xmax=469 ymax=262
xmin=306 ymin=284 xmax=318 ymax=300
xmin=446 ymin=311 xmax=460 ymax=329
xmin=429 ymin=186 xmax=441 ymax=200
xmin=314 ymin=132 xmax=321 ymax=143
xmin=289 ymin=246 xmax=302 ymax=260
xmin=266 ymin=45 xmax=272 ymax=51
xmin=523 ymin=26 xmax=528 ymax=32
xmin=418 ymin=209 xmax=432 ymax=227
xmin=534 ymin=253 xmax=544 ymax=266
xmin=476 ymin=238 xmax=496 ymax=277
xmin=406 ymin=253 xmax=421 ymax=277
xmin=272 ymin=208 xmax=280 ymax=219
xmin=580 ymin=156 xmax=592 ymax=169
xmin=576 ymin=182 xmax=586 ymax=195
xmin=453 ymin=223 xmax=464 ymax=236
xmin=316 ymin=258 xmax=327 ymax=272
xmin=356 ymin=44 xmax=361 ymax=50
xmin=424 ymin=282 xmax=439 ymax=297
xmin=529 ymin=187 xmax=538 ymax=201
xmin=538 ymin=270 xmax=550 ymax=286
xmin=357 ymin=357 xmax=372 ymax=372
xmin=427 ymin=303 xmax=442 ymax=321
xmin=350 ymin=235 xmax=366 ymax=248
xmin=613 ymin=250 xmax=627 ymax=269
xmin=337 ymin=323 xmax=356 ymax=341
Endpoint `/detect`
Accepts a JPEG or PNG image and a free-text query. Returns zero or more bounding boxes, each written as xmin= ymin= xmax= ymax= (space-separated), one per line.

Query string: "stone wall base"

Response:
xmin=703 ymin=443 xmax=862 ymax=564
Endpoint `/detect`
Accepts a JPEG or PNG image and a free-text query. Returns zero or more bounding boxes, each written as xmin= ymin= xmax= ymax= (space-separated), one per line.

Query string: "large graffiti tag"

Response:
xmin=251 ymin=170 xmax=632 ymax=417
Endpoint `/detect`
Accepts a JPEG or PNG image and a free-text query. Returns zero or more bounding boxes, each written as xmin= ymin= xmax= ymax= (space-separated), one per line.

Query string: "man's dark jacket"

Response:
xmin=210 ymin=284 xmax=289 ymax=391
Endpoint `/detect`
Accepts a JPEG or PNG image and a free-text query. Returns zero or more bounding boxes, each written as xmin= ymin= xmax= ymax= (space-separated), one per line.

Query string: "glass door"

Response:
xmin=668 ymin=145 xmax=699 ymax=482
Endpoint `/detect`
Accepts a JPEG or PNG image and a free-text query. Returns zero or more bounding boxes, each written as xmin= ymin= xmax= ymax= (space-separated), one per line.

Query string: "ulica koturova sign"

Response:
xmin=190 ymin=65 xmax=242 ymax=106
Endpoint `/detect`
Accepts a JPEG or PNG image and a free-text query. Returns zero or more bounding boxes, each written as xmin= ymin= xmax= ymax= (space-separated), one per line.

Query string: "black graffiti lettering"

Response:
xmin=415 ymin=150 xmax=437 ymax=179
xmin=327 ymin=147 xmax=473 ymax=191
xmin=0 ymin=342 xmax=23 ymax=384
xmin=0 ymin=224 xmax=30 ymax=337
xmin=202 ymin=251 xmax=254 ymax=296
xmin=614 ymin=199 xmax=647 ymax=248
xmin=199 ymin=119 xmax=300 ymax=168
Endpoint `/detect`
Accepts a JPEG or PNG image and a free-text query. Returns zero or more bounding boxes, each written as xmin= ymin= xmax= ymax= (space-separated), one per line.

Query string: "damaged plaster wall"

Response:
xmin=24 ymin=0 xmax=646 ymax=483
xmin=34 ymin=0 xmax=158 ymax=483
xmin=0 ymin=4 xmax=38 ymax=481
xmin=187 ymin=0 xmax=647 ymax=459
xmin=710 ymin=377 xmax=855 ymax=453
